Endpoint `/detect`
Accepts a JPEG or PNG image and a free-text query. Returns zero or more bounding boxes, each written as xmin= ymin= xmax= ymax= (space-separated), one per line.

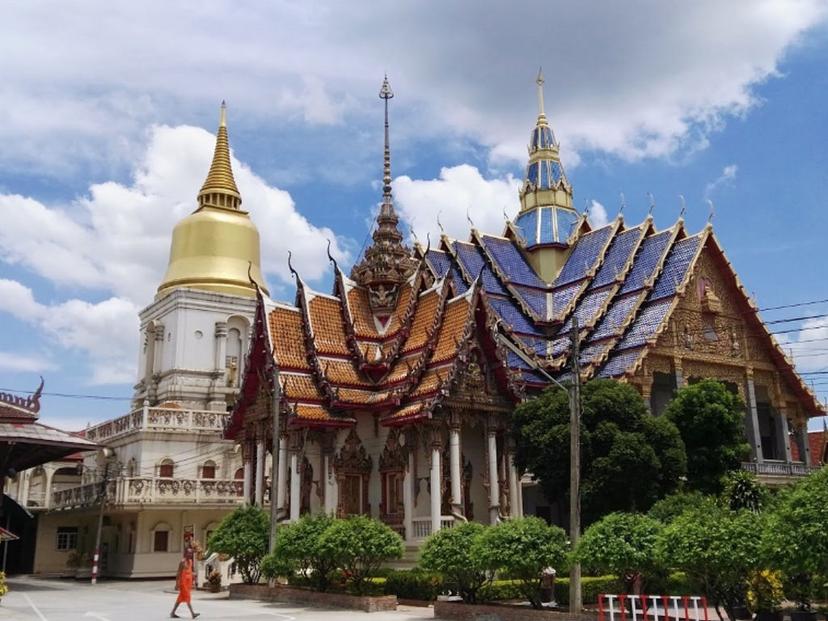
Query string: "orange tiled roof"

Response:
xmin=307 ymin=295 xmax=351 ymax=356
xmin=431 ymin=295 xmax=473 ymax=364
xmin=282 ymin=373 xmax=323 ymax=402
xmin=401 ymin=287 xmax=441 ymax=353
xmin=270 ymin=307 xmax=310 ymax=370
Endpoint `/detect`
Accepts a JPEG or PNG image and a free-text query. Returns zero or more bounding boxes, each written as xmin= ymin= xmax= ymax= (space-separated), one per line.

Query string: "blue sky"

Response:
xmin=0 ymin=2 xmax=827 ymax=431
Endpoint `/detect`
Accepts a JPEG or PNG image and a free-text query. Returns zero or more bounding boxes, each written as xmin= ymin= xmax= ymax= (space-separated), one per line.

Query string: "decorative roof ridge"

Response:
xmin=373 ymin=268 xmax=425 ymax=370
xmin=702 ymin=232 xmax=824 ymax=415
xmin=335 ymin=266 xmax=373 ymax=371
xmin=0 ymin=376 xmax=43 ymax=419
xmin=476 ymin=288 xmax=530 ymax=400
xmin=468 ymin=229 xmax=547 ymax=323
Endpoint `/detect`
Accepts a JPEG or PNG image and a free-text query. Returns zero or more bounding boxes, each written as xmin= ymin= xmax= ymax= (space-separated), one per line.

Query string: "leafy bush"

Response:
xmin=420 ymin=522 xmax=491 ymax=602
xmin=383 ymin=569 xmax=442 ymax=601
xmin=648 ymin=491 xmax=708 ymax=524
xmin=762 ymin=467 xmax=828 ymax=610
xmin=207 ymin=505 xmax=270 ymax=584
xmin=657 ymin=503 xmax=762 ymax=621
xmin=261 ymin=514 xmax=338 ymax=591
xmin=723 ymin=471 xmax=767 ymax=512
xmin=555 ymin=576 xmax=623 ymax=605
xmin=474 ymin=517 xmax=568 ymax=609
xmin=316 ymin=515 xmax=403 ymax=595
xmin=664 ymin=380 xmax=749 ymax=494
xmin=575 ymin=512 xmax=663 ymax=593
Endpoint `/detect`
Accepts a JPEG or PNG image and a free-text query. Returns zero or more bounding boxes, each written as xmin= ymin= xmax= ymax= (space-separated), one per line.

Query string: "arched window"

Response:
xmin=158 ymin=459 xmax=174 ymax=478
xmin=234 ymin=467 xmax=244 ymax=480
xmin=151 ymin=521 xmax=172 ymax=552
xmin=201 ymin=460 xmax=216 ymax=480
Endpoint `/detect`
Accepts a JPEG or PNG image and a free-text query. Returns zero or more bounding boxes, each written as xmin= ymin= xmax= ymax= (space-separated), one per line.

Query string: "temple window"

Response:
xmin=702 ymin=314 xmax=717 ymax=341
xmin=201 ymin=460 xmax=216 ymax=479
xmin=153 ymin=529 xmax=169 ymax=552
xmin=56 ymin=526 xmax=78 ymax=551
xmin=158 ymin=459 xmax=174 ymax=478
xmin=234 ymin=467 xmax=244 ymax=480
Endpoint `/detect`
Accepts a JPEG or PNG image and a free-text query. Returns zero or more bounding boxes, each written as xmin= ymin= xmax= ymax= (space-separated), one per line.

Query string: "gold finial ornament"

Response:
xmin=536 ymin=67 xmax=546 ymax=120
xmin=156 ymin=102 xmax=269 ymax=299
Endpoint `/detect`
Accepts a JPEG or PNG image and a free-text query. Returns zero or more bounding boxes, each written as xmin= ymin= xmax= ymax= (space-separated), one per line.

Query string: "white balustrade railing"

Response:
xmin=741 ymin=460 xmax=819 ymax=477
xmin=51 ymin=477 xmax=242 ymax=510
xmin=84 ymin=407 xmax=228 ymax=443
xmin=411 ymin=516 xmax=455 ymax=540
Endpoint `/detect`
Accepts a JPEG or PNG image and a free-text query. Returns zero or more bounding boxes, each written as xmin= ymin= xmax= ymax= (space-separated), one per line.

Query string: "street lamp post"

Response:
xmin=92 ymin=447 xmax=114 ymax=585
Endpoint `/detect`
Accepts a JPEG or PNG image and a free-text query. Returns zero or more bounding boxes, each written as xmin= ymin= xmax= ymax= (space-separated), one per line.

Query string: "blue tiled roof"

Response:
xmin=619 ymin=229 xmax=674 ymax=295
xmin=514 ymin=210 xmax=537 ymax=247
xmin=488 ymin=297 xmax=543 ymax=335
xmin=647 ymin=235 xmax=703 ymax=302
xmin=453 ymin=241 xmax=507 ymax=295
xmin=526 ymin=158 xmax=566 ymax=189
xmin=551 ymin=282 xmax=582 ymax=321
xmin=598 ymin=348 xmax=645 ymax=378
xmin=590 ymin=226 xmax=645 ymax=290
xmin=588 ymin=293 xmax=643 ymax=342
xmin=556 ymin=225 xmax=615 ymax=287
xmin=616 ymin=298 xmax=673 ymax=349
xmin=480 ymin=235 xmax=545 ymax=288
xmin=426 ymin=250 xmax=452 ymax=278
xmin=561 ymin=289 xmax=612 ymax=332
xmin=531 ymin=126 xmax=556 ymax=151
xmin=512 ymin=285 xmax=547 ymax=318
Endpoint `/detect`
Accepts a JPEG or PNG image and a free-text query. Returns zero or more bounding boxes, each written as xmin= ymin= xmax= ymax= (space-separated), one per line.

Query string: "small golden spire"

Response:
xmin=536 ymin=67 xmax=546 ymax=120
xmin=198 ymin=101 xmax=241 ymax=210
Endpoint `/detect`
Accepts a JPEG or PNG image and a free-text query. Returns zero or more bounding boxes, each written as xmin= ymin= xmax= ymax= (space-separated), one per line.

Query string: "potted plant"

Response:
xmin=747 ymin=570 xmax=783 ymax=621
xmin=207 ymin=570 xmax=222 ymax=593
xmin=0 ymin=571 xmax=8 ymax=602
xmin=65 ymin=550 xmax=82 ymax=578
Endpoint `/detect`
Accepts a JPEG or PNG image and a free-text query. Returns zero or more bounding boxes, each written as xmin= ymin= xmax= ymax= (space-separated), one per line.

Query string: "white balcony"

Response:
xmin=741 ymin=460 xmax=820 ymax=486
xmin=84 ymin=407 xmax=228 ymax=443
xmin=411 ymin=516 xmax=455 ymax=541
xmin=51 ymin=477 xmax=243 ymax=510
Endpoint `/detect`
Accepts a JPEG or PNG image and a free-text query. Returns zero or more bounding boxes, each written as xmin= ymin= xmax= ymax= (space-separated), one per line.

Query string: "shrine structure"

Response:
xmin=226 ymin=74 xmax=823 ymax=542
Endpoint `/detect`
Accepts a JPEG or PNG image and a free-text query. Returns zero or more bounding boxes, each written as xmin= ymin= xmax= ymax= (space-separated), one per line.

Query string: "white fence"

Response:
xmin=599 ymin=594 xmax=709 ymax=621
xmin=84 ymin=407 xmax=228 ymax=443
xmin=52 ymin=477 xmax=243 ymax=509
xmin=411 ymin=516 xmax=455 ymax=541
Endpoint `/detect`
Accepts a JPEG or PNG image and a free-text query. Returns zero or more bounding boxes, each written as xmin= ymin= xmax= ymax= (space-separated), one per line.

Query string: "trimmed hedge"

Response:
xmin=383 ymin=569 xmax=442 ymax=601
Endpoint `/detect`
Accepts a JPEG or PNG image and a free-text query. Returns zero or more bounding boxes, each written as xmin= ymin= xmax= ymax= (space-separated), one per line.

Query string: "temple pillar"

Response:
xmin=430 ymin=437 xmax=442 ymax=535
xmin=289 ymin=451 xmax=301 ymax=522
xmin=487 ymin=422 xmax=500 ymax=524
xmin=254 ymin=436 xmax=265 ymax=506
xmin=242 ymin=445 xmax=252 ymax=504
xmin=776 ymin=407 xmax=793 ymax=463
xmin=323 ymin=449 xmax=337 ymax=515
xmin=214 ymin=322 xmax=228 ymax=376
xmin=508 ymin=450 xmax=521 ymax=518
xmin=276 ymin=434 xmax=288 ymax=514
xmin=403 ymin=446 xmax=414 ymax=541
xmin=153 ymin=324 xmax=165 ymax=376
xmin=673 ymin=358 xmax=685 ymax=390
xmin=745 ymin=372 xmax=764 ymax=462
xmin=449 ymin=422 xmax=462 ymax=516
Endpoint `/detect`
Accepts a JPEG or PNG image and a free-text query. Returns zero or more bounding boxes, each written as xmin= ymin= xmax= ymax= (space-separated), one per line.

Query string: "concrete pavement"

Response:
xmin=0 ymin=577 xmax=434 ymax=621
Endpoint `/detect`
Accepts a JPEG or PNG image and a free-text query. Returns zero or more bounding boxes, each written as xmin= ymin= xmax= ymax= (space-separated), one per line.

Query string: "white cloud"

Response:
xmin=588 ymin=200 xmax=610 ymax=228
xmin=0 ymin=351 xmax=56 ymax=374
xmin=394 ymin=165 xmax=520 ymax=241
xmin=0 ymin=126 xmax=350 ymax=384
xmin=0 ymin=124 xmax=349 ymax=305
xmin=705 ymin=164 xmax=739 ymax=198
xmin=0 ymin=2 xmax=825 ymax=177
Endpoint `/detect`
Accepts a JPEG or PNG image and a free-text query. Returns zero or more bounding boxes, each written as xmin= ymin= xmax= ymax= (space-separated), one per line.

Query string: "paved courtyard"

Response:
xmin=0 ymin=577 xmax=434 ymax=621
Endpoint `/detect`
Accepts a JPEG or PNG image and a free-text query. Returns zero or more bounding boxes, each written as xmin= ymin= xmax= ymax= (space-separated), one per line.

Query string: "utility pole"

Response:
xmin=568 ymin=317 xmax=582 ymax=613
xmin=269 ymin=367 xmax=282 ymax=553
xmin=92 ymin=448 xmax=113 ymax=585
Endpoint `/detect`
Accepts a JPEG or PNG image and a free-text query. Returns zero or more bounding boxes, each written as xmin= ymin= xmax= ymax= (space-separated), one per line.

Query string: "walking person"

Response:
xmin=170 ymin=546 xmax=199 ymax=619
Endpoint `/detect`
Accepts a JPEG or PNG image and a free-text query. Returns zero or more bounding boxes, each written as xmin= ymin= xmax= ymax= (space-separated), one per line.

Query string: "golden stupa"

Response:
xmin=157 ymin=103 xmax=269 ymax=299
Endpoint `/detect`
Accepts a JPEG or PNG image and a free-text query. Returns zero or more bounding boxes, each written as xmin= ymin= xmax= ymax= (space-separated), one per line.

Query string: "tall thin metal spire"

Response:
xmin=379 ymin=75 xmax=394 ymax=205
xmin=536 ymin=67 xmax=546 ymax=119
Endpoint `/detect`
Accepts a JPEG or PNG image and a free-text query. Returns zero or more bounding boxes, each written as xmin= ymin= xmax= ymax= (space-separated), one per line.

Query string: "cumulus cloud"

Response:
xmin=588 ymin=200 xmax=610 ymax=228
xmin=705 ymin=164 xmax=739 ymax=198
xmin=0 ymin=351 xmax=56 ymax=374
xmin=394 ymin=165 xmax=520 ymax=241
xmin=0 ymin=124 xmax=349 ymax=305
xmin=0 ymin=2 xmax=825 ymax=178
xmin=0 ymin=126 xmax=349 ymax=384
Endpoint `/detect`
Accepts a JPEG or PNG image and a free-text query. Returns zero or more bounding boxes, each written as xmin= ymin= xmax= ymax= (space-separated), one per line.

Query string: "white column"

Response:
xmin=449 ymin=426 xmax=462 ymax=515
xmin=276 ymin=435 xmax=288 ymax=513
xmin=255 ymin=439 xmax=265 ymax=506
xmin=153 ymin=324 xmax=165 ymax=375
xmin=214 ymin=322 xmax=228 ymax=374
xmin=508 ymin=453 xmax=520 ymax=518
xmin=323 ymin=452 xmax=337 ymax=515
xmin=289 ymin=452 xmax=301 ymax=522
xmin=44 ymin=467 xmax=55 ymax=509
xmin=403 ymin=449 xmax=414 ymax=542
xmin=242 ymin=458 xmax=252 ymax=505
xmin=430 ymin=445 xmax=442 ymax=535
xmin=745 ymin=375 xmax=764 ymax=462
xmin=777 ymin=410 xmax=793 ymax=462
xmin=487 ymin=428 xmax=500 ymax=524
xmin=800 ymin=426 xmax=813 ymax=466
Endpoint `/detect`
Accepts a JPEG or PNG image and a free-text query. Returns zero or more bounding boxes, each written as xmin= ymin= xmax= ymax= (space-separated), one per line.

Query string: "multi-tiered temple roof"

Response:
xmin=226 ymin=76 xmax=823 ymax=438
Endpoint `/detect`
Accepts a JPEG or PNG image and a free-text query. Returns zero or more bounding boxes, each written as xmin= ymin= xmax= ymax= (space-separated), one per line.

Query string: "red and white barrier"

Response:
xmin=598 ymin=594 xmax=709 ymax=621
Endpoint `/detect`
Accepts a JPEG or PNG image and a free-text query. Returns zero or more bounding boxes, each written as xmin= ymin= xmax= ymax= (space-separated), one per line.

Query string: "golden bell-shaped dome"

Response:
xmin=156 ymin=103 xmax=269 ymax=299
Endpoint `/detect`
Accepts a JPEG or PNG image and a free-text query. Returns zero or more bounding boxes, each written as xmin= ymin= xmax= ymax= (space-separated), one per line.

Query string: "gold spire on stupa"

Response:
xmin=156 ymin=102 xmax=268 ymax=299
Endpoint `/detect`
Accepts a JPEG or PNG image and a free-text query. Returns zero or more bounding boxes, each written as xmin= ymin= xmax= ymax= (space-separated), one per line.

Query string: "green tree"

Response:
xmin=473 ymin=517 xmax=568 ymax=609
xmin=664 ymin=380 xmax=749 ymax=494
xmin=722 ymin=470 xmax=767 ymax=513
xmin=575 ymin=512 xmax=663 ymax=593
xmin=647 ymin=491 xmax=708 ymax=524
xmin=513 ymin=379 xmax=687 ymax=523
xmin=207 ymin=505 xmax=270 ymax=584
xmin=762 ymin=467 xmax=828 ymax=610
xmin=316 ymin=516 xmax=403 ymax=595
xmin=261 ymin=514 xmax=337 ymax=591
xmin=657 ymin=502 xmax=763 ymax=621
xmin=419 ymin=522 xmax=491 ymax=603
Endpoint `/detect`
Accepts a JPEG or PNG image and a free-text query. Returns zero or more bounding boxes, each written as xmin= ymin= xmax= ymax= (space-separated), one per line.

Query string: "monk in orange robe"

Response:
xmin=170 ymin=547 xmax=199 ymax=619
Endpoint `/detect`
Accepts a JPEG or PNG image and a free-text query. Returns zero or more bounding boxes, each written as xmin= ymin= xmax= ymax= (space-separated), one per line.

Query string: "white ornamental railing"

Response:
xmin=51 ymin=477 xmax=243 ymax=510
xmin=741 ymin=460 xmax=819 ymax=477
xmin=84 ymin=407 xmax=228 ymax=443
xmin=411 ymin=516 xmax=455 ymax=541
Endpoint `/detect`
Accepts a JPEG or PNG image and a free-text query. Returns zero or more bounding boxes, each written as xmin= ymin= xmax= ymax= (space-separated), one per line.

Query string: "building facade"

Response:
xmin=226 ymin=74 xmax=823 ymax=545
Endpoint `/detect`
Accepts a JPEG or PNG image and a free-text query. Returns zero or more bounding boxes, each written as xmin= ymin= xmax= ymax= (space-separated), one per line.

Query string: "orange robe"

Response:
xmin=176 ymin=559 xmax=193 ymax=604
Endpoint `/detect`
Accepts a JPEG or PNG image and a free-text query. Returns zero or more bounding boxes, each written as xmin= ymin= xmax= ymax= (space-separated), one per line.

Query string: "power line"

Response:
xmin=0 ymin=387 xmax=132 ymax=401
xmin=766 ymin=313 xmax=828 ymax=325
xmin=759 ymin=298 xmax=828 ymax=312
